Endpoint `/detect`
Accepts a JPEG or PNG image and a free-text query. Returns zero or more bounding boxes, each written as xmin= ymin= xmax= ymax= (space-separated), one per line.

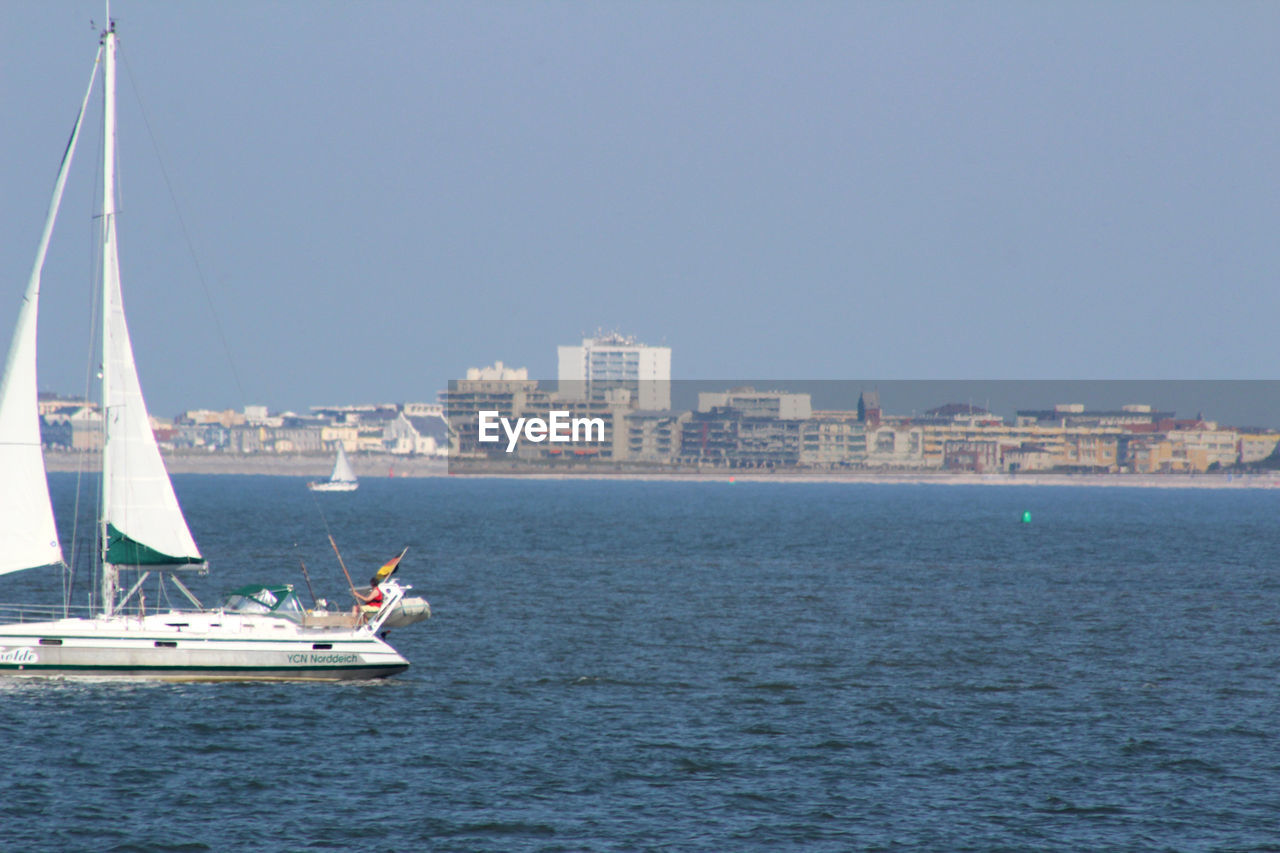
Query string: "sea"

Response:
xmin=2 ymin=474 xmax=1279 ymax=852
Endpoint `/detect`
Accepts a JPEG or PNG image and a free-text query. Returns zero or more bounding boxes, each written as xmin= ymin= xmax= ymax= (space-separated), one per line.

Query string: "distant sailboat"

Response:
xmin=0 ymin=15 xmax=427 ymax=680
xmin=309 ymin=444 xmax=359 ymax=492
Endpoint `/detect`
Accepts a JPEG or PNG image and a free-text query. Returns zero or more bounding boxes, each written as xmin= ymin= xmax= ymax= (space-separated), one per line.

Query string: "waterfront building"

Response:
xmin=441 ymin=370 xmax=550 ymax=457
xmin=857 ymin=391 xmax=882 ymax=427
xmin=557 ymin=333 xmax=671 ymax=410
xmin=1130 ymin=438 xmax=1188 ymax=473
xmin=320 ymin=424 xmax=360 ymax=453
xmin=1003 ymin=443 xmax=1057 ymax=472
xmin=172 ymin=421 xmax=230 ymax=450
xmin=1239 ymin=432 xmax=1280 ymax=464
xmin=1057 ymin=432 xmax=1120 ymax=470
xmin=518 ymin=394 xmax=625 ymax=462
xmin=800 ymin=411 xmax=866 ymax=467
xmin=1015 ymin=403 xmax=1172 ymax=429
xmin=1165 ymin=427 xmax=1239 ymax=469
xmin=918 ymin=403 xmax=1001 ymax=426
xmin=680 ymin=390 xmax=812 ymax=468
xmin=177 ymin=408 xmax=246 ymax=428
xmin=309 ymin=403 xmax=400 ymax=425
xmin=272 ymin=418 xmax=325 ymax=453
xmin=865 ymin=424 xmax=925 ymax=467
xmin=697 ymin=389 xmax=811 ymax=420
xmin=40 ymin=404 xmax=102 ymax=450
xmin=354 ymin=409 xmax=400 ymax=453
xmin=911 ymin=413 xmax=1126 ymax=472
xmin=228 ymin=425 xmax=267 ymax=453
xmin=70 ymin=406 xmax=104 ymax=451
xmin=383 ymin=411 xmax=449 ymax=456
xmin=38 ymin=392 xmax=94 ymax=417
xmin=943 ymin=439 xmax=1001 ymax=472
xmin=403 ymin=402 xmax=445 ymax=418
xmin=444 ymin=359 xmax=647 ymax=462
xmin=465 ymin=362 xmax=528 ymax=381
xmin=681 ymin=412 xmax=804 ymax=468
xmin=624 ymin=410 xmax=689 ymax=464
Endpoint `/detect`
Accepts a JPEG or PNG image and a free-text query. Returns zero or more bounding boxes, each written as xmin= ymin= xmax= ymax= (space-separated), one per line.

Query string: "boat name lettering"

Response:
xmin=288 ymin=653 xmax=360 ymax=665
xmin=477 ymin=410 xmax=605 ymax=452
xmin=0 ymin=647 xmax=38 ymax=665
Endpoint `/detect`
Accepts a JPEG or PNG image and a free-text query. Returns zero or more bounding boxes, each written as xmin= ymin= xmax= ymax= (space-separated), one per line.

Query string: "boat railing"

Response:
xmin=0 ymin=602 xmax=95 ymax=624
xmin=0 ymin=602 xmax=206 ymax=624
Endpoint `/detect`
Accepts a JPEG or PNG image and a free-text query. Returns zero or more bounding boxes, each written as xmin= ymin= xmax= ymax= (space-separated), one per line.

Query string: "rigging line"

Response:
xmin=310 ymin=488 xmax=337 ymax=543
xmin=68 ymin=256 xmax=102 ymax=614
xmin=309 ymin=490 xmax=358 ymax=599
xmin=117 ymin=48 xmax=247 ymax=404
xmin=68 ymin=76 xmax=110 ymax=617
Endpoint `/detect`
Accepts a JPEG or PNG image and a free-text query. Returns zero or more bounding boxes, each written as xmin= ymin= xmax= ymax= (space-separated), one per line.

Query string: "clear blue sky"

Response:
xmin=4 ymin=1 xmax=1279 ymax=418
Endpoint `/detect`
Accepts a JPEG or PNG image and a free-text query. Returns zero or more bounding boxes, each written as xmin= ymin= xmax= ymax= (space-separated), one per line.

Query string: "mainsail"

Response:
xmin=331 ymin=445 xmax=357 ymax=484
xmin=98 ymin=26 xmax=202 ymax=572
xmin=0 ymin=53 xmax=101 ymax=577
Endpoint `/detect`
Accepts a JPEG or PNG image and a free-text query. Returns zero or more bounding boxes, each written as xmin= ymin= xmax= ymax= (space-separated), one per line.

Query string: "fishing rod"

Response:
xmin=292 ymin=543 xmax=320 ymax=607
xmin=328 ymin=534 xmax=358 ymax=600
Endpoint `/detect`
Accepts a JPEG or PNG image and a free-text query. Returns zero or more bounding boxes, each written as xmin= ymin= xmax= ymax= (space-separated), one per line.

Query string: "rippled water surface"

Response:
xmin=3 ymin=476 xmax=1280 ymax=851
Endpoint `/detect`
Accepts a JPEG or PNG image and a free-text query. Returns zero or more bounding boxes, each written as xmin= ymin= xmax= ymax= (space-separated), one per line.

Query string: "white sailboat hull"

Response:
xmin=0 ymin=611 xmax=408 ymax=681
xmin=307 ymin=480 xmax=358 ymax=492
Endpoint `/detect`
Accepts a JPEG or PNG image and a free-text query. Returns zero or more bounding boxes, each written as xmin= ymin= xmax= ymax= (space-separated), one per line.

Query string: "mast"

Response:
xmin=97 ymin=16 xmax=205 ymax=618
xmin=100 ymin=18 xmax=120 ymax=615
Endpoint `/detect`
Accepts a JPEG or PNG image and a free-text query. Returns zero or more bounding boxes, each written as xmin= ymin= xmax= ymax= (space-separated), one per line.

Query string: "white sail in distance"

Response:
xmin=331 ymin=445 xmax=357 ymax=484
xmin=0 ymin=52 xmax=101 ymax=577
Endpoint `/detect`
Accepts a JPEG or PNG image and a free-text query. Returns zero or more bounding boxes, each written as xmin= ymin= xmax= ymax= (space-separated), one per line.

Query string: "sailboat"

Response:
xmin=0 ymin=17 xmax=428 ymax=680
xmin=309 ymin=443 xmax=359 ymax=492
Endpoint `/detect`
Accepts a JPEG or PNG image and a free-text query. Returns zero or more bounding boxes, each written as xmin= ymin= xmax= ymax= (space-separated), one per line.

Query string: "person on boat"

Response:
xmin=352 ymin=576 xmax=385 ymax=622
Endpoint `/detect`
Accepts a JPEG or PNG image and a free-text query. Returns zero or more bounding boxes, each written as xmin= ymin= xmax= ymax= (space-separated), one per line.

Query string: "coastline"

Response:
xmin=41 ymin=450 xmax=1280 ymax=488
xmin=43 ymin=450 xmax=446 ymax=478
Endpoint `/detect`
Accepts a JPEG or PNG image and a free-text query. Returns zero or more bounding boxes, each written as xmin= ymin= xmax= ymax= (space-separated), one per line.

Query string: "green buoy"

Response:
xmin=1021 ymin=510 xmax=1032 ymax=524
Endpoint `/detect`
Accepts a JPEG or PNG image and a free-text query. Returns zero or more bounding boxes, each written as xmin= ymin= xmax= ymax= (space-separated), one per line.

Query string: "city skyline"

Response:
xmin=39 ymin=378 xmax=1280 ymax=438
xmin=5 ymin=2 xmax=1280 ymax=418
xmin=41 ymin=379 xmax=1280 ymax=475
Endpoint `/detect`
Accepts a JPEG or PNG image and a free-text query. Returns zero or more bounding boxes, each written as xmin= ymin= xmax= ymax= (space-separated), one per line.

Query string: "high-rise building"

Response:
xmin=557 ymin=333 xmax=671 ymax=409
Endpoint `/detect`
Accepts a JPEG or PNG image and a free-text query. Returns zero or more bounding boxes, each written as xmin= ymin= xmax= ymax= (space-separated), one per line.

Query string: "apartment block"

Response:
xmin=557 ymin=333 xmax=671 ymax=410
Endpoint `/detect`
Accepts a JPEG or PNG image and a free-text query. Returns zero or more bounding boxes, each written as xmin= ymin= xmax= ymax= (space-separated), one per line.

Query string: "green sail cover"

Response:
xmin=105 ymin=524 xmax=204 ymax=567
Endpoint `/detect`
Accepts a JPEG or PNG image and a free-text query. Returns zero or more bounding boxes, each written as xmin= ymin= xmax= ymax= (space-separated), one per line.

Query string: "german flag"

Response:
xmin=374 ymin=547 xmax=409 ymax=583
